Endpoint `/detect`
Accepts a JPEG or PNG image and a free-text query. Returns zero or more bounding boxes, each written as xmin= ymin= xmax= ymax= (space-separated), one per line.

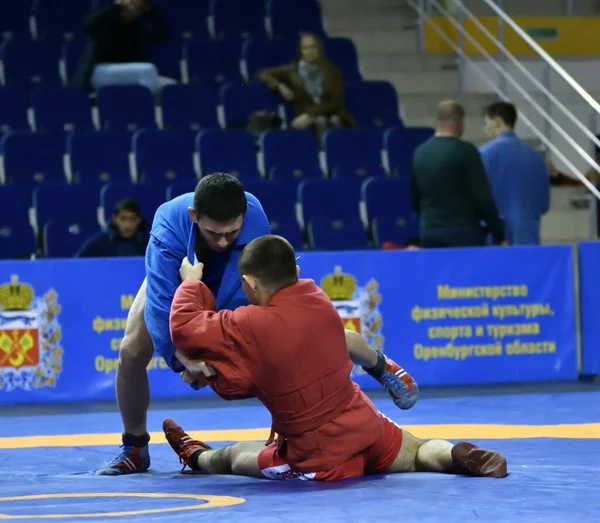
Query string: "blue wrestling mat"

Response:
xmin=1 ymin=387 xmax=599 ymax=522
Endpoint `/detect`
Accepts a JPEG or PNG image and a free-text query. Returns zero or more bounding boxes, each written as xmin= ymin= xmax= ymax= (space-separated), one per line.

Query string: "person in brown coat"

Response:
xmin=257 ymin=33 xmax=356 ymax=136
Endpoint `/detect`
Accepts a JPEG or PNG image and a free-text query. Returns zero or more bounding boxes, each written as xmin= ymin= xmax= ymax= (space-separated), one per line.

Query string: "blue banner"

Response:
xmin=0 ymin=245 xmax=578 ymax=404
xmin=579 ymin=241 xmax=600 ymax=375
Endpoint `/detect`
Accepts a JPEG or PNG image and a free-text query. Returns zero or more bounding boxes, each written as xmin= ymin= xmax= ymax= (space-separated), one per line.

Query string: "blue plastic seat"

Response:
xmin=184 ymin=40 xmax=242 ymax=91
xmin=372 ymin=215 xmax=419 ymax=247
xmin=361 ymin=177 xmax=412 ymax=223
xmin=210 ymin=0 xmax=267 ymax=40
xmin=267 ymin=0 xmax=325 ymax=38
xmin=242 ymin=38 xmax=296 ymax=80
xmin=96 ymin=85 xmax=156 ymax=131
xmin=166 ymin=179 xmax=199 ymax=201
xmin=221 ymin=83 xmax=280 ymax=129
xmin=154 ymin=0 xmax=210 ymax=39
xmin=33 ymin=0 xmax=91 ymax=39
xmin=345 ymin=81 xmax=403 ymax=130
xmin=0 ymin=2 xmax=31 ymax=39
xmin=196 ymin=130 xmax=260 ymax=181
xmin=68 ymin=131 xmax=133 ymax=188
xmin=324 ymin=128 xmax=383 ymax=175
xmin=160 ymin=84 xmax=219 ymax=131
xmin=33 ymin=183 xmax=99 ymax=228
xmin=32 ymin=86 xmax=94 ymax=132
xmin=243 ymin=179 xmax=303 ymax=250
xmin=0 ymin=184 xmax=32 ymax=226
xmin=43 ymin=218 xmax=100 ymax=258
xmin=100 ymin=182 xmax=166 ymax=225
xmin=2 ymin=131 xmax=66 ymax=186
xmin=261 ymin=129 xmax=320 ymax=174
xmin=0 ymin=222 xmax=37 ymax=259
xmin=0 ymin=88 xmax=30 ymax=132
xmin=0 ymin=38 xmax=62 ymax=87
xmin=325 ymin=38 xmax=361 ymax=83
xmin=308 ymin=216 xmax=369 ymax=250
xmin=299 ymin=179 xmax=361 ymax=223
xmin=384 ymin=126 xmax=435 ymax=177
xmin=133 ymin=129 xmax=197 ymax=185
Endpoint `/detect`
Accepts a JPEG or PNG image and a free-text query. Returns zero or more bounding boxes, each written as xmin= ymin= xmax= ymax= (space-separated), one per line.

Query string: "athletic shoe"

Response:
xmin=451 ymin=442 xmax=508 ymax=478
xmin=95 ymin=445 xmax=150 ymax=476
xmin=377 ymin=354 xmax=419 ymax=410
xmin=163 ymin=417 xmax=212 ymax=473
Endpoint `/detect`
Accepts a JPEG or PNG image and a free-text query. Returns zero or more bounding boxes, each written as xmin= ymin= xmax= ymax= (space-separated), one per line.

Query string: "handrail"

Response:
xmin=458 ymin=0 xmax=600 ymax=161
xmin=417 ymin=0 xmax=600 ymax=200
xmin=481 ymin=0 xmax=600 ymax=117
xmin=406 ymin=0 xmax=595 ymax=199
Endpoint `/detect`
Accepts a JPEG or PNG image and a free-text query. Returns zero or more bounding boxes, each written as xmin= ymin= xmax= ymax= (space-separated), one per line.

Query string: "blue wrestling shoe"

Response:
xmin=363 ymin=351 xmax=419 ymax=410
xmin=95 ymin=445 xmax=150 ymax=476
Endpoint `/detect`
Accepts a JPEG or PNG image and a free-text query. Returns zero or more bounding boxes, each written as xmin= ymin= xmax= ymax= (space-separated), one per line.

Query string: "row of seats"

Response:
xmin=2 ymin=0 xmax=325 ymax=42
xmin=0 ymin=177 xmax=419 ymax=259
xmin=0 ymin=82 xmax=401 ymax=133
xmin=0 ymin=127 xmax=434 ymax=187
xmin=2 ymin=36 xmax=358 ymax=90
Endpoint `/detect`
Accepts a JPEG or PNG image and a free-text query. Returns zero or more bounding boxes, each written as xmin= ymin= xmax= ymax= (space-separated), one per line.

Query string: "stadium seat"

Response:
xmin=184 ymin=40 xmax=242 ymax=91
xmin=221 ymin=83 xmax=280 ymax=129
xmin=372 ymin=215 xmax=419 ymax=247
xmin=32 ymin=0 xmax=91 ymax=39
xmin=324 ymin=128 xmax=383 ymax=176
xmin=196 ymin=130 xmax=260 ymax=180
xmin=345 ymin=81 xmax=403 ymax=129
xmin=43 ymin=218 xmax=99 ymax=258
xmin=261 ymin=129 xmax=320 ymax=174
xmin=0 ymin=88 xmax=30 ymax=132
xmin=267 ymin=0 xmax=325 ymax=38
xmin=154 ymin=0 xmax=210 ymax=39
xmin=166 ymin=179 xmax=198 ymax=201
xmin=0 ymin=39 xmax=62 ymax=87
xmin=384 ymin=126 xmax=435 ymax=177
xmin=0 ymin=1 xmax=31 ymax=39
xmin=91 ymin=0 xmax=114 ymax=9
xmin=308 ymin=216 xmax=369 ymax=251
xmin=32 ymin=86 xmax=94 ymax=132
xmin=33 ymin=183 xmax=99 ymax=229
xmin=270 ymin=165 xmax=323 ymax=189
xmin=96 ymin=85 xmax=156 ymax=131
xmin=299 ymin=179 xmax=361 ymax=224
xmin=243 ymin=180 xmax=304 ymax=250
xmin=68 ymin=131 xmax=133 ymax=187
xmin=160 ymin=85 xmax=219 ymax=131
xmin=0 ymin=184 xmax=32 ymax=226
xmin=210 ymin=0 xmax=267 ymax=40
xmin=333 ymin=165 xmax=386 ymax=181
xmin=133 ymin=129 xmax=197 ymax=185
xmin=2 ymin=131 xmax=66 ymax=185
xmin=148 ymin=38 xmax=183 ymax=81
xmin=100 ymin=182 xmax=166 ymax=224
xmin=0 ymin=222 xmax=36 ymax=259
xmin=362 ymin=177 xmax=412 ymax=223
xmin=325 ymin=38 xmax=361 ymax=84
xmin=61 ymin=38 xmax=84 ymax=85
xmin=242 ymin=38 xmax=296 ymax=81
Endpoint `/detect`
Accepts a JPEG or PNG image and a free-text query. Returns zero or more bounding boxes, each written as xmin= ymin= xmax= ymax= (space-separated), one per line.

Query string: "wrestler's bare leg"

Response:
xmin=345 ymin=330 xmax=419 ymax=410
xmin=385 ymin=430 xmax=508 ymax=477
xmin=194 ymin=442 xmax=265 ymax=478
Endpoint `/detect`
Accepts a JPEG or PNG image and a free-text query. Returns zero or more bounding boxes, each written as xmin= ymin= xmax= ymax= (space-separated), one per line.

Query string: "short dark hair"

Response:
xmin=193 ymin=173 xmax=247 ymax=222
xmin=114 ymin=198 xmax=142 ymax=217
xmin=484 ymin=102 xmax=518 ymax=128
xmin=238 ymin=235 xmax=298 ymax=290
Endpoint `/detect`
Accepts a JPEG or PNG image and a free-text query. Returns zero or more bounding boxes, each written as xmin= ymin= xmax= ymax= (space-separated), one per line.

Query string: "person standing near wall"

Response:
xmin=410 ymin=100 xmax=505 ymax=248
xmin=480 ymin=102 xmax=550 ymax=245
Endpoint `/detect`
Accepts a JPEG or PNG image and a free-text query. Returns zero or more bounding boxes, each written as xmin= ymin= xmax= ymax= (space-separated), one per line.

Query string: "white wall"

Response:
xmin=462 ymin=58 xmax=600 ymax=177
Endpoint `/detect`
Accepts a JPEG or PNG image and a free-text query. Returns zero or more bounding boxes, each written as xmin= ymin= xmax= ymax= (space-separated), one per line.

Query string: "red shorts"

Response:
xmin=257 ymin=413 xmax=404 ymax=482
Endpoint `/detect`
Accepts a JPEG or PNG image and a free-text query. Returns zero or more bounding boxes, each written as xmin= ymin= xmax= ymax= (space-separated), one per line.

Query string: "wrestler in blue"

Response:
xmin=96 ymin=173 xmax=271 ymax=475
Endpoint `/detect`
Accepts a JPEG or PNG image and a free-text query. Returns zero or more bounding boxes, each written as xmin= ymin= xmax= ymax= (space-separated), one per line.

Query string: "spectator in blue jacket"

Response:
xmin=480 ymin=102 xmax=550 ymax=245
xmin=76 ymin=198 xmax=149 ymax=258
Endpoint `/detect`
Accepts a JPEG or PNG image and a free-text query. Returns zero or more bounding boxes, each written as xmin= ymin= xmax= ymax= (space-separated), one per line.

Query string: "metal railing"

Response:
xmin=409 ymin=0 xmax=600 ymax=239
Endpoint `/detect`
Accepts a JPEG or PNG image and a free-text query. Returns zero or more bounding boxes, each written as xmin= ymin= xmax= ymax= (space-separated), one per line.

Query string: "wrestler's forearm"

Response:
xmin=345 ymin=330 xmax=378 ymax=367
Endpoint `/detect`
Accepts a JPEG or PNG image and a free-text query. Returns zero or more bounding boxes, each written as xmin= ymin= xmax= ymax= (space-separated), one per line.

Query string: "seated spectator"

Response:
xmin=257 ymin=33 xmax=356 ymax=138
xmin=73 ymin=0 xmax=173 ymax=93
xmin=76 ymin=198 xmax=149 ymax=257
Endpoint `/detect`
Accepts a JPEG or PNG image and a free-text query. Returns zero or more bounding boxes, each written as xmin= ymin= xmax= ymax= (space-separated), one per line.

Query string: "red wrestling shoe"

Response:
xmin=363 ymin=350 xmax=419 ymax=410
xmin=162 ymin=418 xmax=212 ymax=474
xmin=451 ymin=442 xmax=508 ymax=478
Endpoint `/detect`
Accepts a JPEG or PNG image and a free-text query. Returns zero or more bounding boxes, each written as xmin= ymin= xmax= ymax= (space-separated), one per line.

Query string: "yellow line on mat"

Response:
xmin=1 ymin=424 xmax=600 ymax=449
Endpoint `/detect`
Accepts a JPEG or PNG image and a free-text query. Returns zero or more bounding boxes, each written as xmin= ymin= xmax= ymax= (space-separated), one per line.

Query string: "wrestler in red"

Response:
xmin=164 ymin=235 xmax=508 ymax=481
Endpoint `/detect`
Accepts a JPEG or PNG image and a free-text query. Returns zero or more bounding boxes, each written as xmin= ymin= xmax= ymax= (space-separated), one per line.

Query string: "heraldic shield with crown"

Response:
xmin=0 ymin=275 xmax=63 ymax=392
xmin=320 ymin=266 xmax=384 ymax=373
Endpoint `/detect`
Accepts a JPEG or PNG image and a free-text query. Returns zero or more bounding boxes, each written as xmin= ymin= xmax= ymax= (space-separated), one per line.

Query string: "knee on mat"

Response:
xmin=229 ymin=447 xmax=249 ymax=475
